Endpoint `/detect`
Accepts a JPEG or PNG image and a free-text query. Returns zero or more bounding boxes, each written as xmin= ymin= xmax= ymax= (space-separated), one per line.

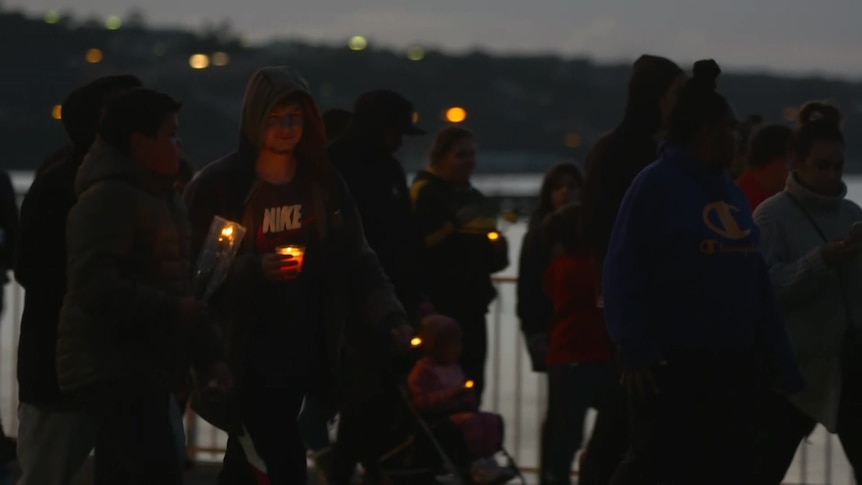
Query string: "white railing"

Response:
xmin=0 ymin=176 xmax=856 ymax=483
xmin=0 ymin=276 xmax=855 ymax=484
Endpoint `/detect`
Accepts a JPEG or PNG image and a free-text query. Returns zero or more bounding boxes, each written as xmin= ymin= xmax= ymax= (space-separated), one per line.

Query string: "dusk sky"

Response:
xmin=7 ymin=0 xmax=862 ymax=79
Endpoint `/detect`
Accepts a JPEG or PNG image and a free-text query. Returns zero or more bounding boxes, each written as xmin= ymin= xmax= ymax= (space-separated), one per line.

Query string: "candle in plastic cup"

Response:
xmin=464 ymin=379 xmax=475 ymax=389
xmin=275 ymin=245 xmax=305 ymax=273
xmin=217 ymin=225 xmax=236 ymax=243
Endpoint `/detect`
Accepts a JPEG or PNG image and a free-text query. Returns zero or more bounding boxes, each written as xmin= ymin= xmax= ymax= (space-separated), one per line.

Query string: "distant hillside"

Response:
xmin=1 ymin=7 xmax=861 ymax=172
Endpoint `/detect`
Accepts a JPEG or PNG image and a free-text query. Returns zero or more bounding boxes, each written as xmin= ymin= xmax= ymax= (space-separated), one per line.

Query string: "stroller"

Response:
xmin=374 ymin=344 xmax=525 ymax=485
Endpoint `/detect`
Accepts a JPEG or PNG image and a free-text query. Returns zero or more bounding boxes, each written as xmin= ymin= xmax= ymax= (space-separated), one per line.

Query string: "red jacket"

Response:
xmin=544 ymin=253 xmax=613 ymax=365
xmin=736 ymin=171 xmax=769 ymax=212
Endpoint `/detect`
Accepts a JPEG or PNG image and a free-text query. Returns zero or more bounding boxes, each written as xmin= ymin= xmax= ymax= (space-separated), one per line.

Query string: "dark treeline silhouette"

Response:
xmin=2 ymin=7 xmax=861 ymax=173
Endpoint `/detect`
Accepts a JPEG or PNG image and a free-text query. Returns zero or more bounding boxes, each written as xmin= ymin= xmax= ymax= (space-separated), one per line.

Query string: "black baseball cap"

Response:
xmin=352 ymin=89 xmax=425 ymax=135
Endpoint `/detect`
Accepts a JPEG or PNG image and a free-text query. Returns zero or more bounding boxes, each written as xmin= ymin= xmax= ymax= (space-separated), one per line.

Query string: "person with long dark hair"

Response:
xmin=754 ymin=102 xmax=862 ymax=483
xmin=517 ymin=163 xmax=583 ymax=372
xmin=540 ymin=202 xmax=615 ymax=485
xmin=603 ymin=60 xmax=802 ymax=483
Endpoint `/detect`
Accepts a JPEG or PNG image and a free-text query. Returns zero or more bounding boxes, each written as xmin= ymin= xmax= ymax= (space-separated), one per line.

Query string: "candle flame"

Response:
xmin=221 ymin=226 xmax=234 ymax=238
xmin=276 ymin=245 xmax=305 ymax=257
xmin=487 ymin=231 xmax=500 ymax=241
xmin=464 ymin=380 xmax=475 ymax=389
xmin=410 ymin=337 xmax=422 ymax=347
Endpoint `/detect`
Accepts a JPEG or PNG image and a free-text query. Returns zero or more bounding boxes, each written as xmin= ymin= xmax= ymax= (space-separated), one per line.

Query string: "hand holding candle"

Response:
xmin=259 ymin=244 xmax=304 ymax=282
xmin=276 ymin=245 xmax=305 ymax=271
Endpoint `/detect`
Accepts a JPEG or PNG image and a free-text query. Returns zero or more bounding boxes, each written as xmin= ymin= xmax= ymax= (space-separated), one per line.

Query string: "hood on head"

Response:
xmin=61 ymin=75 xmax=142 ymax=154
xmin=623 ymin=54 xmax=683 ymax=135
xmin=240 ymin=67 xmax=319 ymax=150
xmin=238 ymin=67 xmax=333 ymax=183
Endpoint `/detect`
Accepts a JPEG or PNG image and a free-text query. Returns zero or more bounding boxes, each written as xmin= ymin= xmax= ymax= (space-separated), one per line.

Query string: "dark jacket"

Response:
xmin=410 ymin=170 xmax=508 ymax=317
xmin=15 ymin=75 xmax=142 ymax=406
xmin=0 ymin=171 xmax=17 ymax=286
xmin=14 ymin=157 xmax=78 ymax=406
xmin=328 ymin=137 xmax=422 ymax=318
xmin=56 ymin=141 xmax=220 ymax=394
xmin=581 ymin=55 xmax=683 ymax=282
xmin=184 ymin=67 xmax=407 ymax=433
xmin=603 ymin=142 xmax=801 ymax=390
xmin=516 ymin=222 xmax=553 ymax=370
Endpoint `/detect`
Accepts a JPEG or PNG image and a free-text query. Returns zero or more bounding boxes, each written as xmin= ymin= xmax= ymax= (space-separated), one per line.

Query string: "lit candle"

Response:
xmin=487 ymin=231 xmax=500 ymax=241
xmin=217 ymin=224 xmax=235 ymax=243
xmin=275 ymin=245 xmax=305 ymax=272
xmin=410 ymin=337 xmax=422 ymax=348
xmin=464 ymin=379 xmax=475 ymax=389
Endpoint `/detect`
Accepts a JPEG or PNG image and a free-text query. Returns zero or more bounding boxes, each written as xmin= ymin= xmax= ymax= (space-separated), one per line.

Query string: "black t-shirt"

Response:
xmin=243 ymin=176 xmax=322 ymax=387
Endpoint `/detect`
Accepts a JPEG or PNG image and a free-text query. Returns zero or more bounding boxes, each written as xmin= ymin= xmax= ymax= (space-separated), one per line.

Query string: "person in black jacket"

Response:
xmin=14 ymin=74 xmax=141 ymax=485
xmin=578 ymin=55 xmax=684 ymax=485
xmin=0 ymin=169 xmax=18 ymax=462
xmin=411 ymin=126 xmax=509 ymax=404
xmin=322 ymin=108 xmax=352 ymax=142
xmin=327 ymin=89 xmax=425 ymax=484
xmin=329 ymin=90 xmax=424 ymax=318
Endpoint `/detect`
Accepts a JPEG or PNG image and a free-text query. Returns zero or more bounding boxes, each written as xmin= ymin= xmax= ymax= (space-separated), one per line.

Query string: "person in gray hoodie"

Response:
xmin=754 ymin=101 xmax=862 ymax=483
xmin=184 ymin=66 xmax=413 ymax=484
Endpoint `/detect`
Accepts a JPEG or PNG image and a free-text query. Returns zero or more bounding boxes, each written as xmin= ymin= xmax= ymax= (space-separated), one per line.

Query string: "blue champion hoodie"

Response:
xmin=603 ymin=142 xmax=802 ymax=389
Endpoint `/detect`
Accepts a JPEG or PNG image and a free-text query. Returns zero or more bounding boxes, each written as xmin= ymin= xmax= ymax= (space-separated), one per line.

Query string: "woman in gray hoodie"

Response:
xmin=754 ymin=101 xmax=862 ymax=483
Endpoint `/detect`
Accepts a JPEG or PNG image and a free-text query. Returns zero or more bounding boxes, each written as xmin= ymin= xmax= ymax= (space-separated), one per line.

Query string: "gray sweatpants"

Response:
xmin=16 ymin=398 xmax=187 ymax=484
xmin=16 ymin=403 xmax=96 ymax=485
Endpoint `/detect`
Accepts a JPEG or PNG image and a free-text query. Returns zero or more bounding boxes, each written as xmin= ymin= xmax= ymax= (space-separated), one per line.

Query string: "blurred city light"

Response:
xmin=85 ymin=48 xmax=103 ymax=64
xmin=348 ymin=36 xmax=368 ymax=51
xmin=52 ymin=105 xmax=62 ymax=120
xmin=212 ymin=52 xmax=230 ymax=66
xmin=105 ymin=16 xmax=122 ymax=30
xmin=445 ymin=106 xmax=467 ymax=123
xmin=189 ymin=54 xmax=210 ymax=70
xmin=44 ymin=10 xmax=60 ymax=24
xmin=407 ymin=46 xmax=425 ymax=61
xmin=564 ymin=132 xmax=582 ymax=148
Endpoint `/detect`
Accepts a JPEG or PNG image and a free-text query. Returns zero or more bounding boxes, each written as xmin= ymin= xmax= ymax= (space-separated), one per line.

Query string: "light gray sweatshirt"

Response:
xmin=754 ymin=173 xmax=862 ymax=431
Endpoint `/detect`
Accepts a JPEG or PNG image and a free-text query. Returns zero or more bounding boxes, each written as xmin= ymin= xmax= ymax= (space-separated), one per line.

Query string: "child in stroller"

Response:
xmin=407 ymin=314 xmax=517 ymax=484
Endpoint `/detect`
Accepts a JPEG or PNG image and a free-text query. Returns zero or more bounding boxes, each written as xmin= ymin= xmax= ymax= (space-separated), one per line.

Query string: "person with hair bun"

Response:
xmin=753 ymin=101 xmax=862 ymax=482
xmin=602 ymin=60 xmax=802 ymax=482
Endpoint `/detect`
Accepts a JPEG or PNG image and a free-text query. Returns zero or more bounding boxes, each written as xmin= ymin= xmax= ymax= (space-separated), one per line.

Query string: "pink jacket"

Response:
xmin=408 ymin=357 xmax=477 ymax=415
xmin=408 ymin=357 xmax=502 ymax=457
